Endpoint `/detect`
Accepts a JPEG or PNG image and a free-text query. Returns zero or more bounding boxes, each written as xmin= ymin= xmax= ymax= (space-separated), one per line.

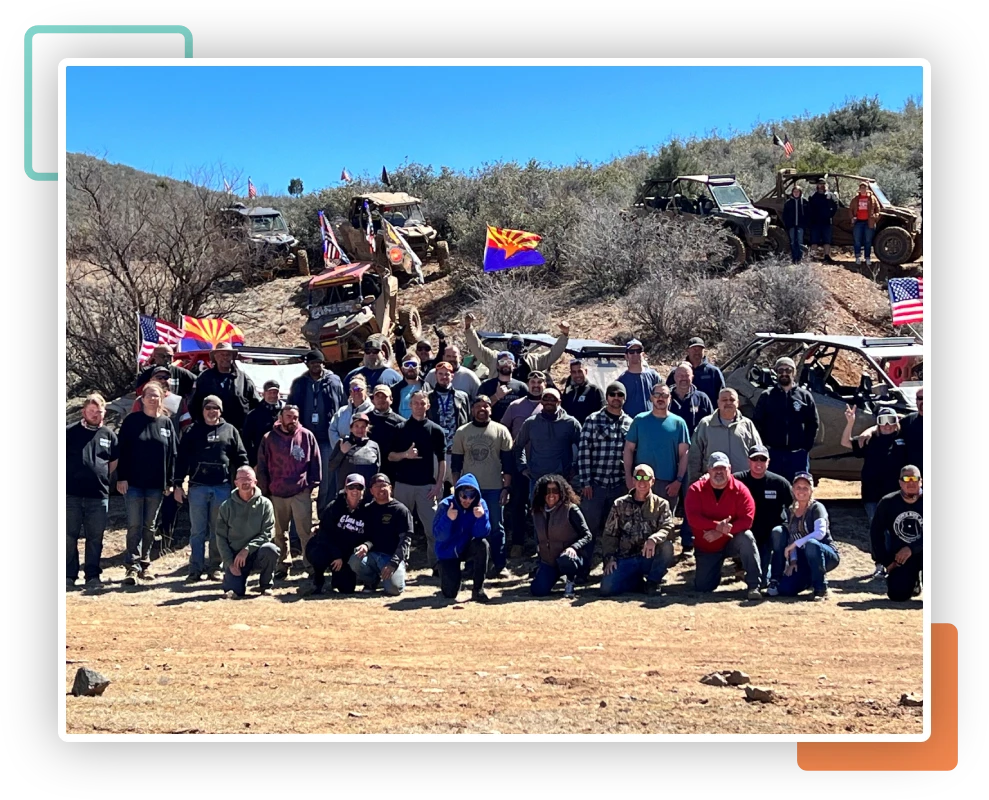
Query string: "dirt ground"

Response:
xmin=64 ymin=480 xmax=922 ymax=736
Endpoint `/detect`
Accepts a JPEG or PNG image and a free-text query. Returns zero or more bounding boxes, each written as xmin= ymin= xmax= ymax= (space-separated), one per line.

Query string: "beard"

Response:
xmin=779 ymin=376 xmax=792 ymax=387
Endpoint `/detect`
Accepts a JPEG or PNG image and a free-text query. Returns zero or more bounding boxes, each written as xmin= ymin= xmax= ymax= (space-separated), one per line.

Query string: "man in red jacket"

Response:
xmin=685 ymin=451 xmax=762 ymax=600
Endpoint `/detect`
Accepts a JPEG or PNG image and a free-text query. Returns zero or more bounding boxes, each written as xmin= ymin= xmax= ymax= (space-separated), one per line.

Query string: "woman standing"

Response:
xmin=530 ymin=474 xmax=592 ymax=599
xmin=768 ymin=472 xmax=839 ymax=601
xmin=116 ymin=383 xmax=177 ymax=585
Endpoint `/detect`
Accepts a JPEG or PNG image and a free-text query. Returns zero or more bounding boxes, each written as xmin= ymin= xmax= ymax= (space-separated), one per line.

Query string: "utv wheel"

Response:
xmin=434 ymin=240 xmax=451 ymax=269
xmin=725 ymin=233 xmax=748 ymax=266
xmin=398 ymin=306 xmax=423 ymax=344
xmin=908 ymin=232 xmax=923 ymax=263
xmin=874 ymin=226 xmax=913 ymax=266
xmin=767 ymin=225 xmax=790 ymax=256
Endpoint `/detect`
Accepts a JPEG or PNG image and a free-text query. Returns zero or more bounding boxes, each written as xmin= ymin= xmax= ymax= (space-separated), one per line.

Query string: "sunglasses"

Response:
xmin=607 ymin=391 xmax=625 ymax=397
xmin=350 ymin=385 xmax=364 ymax=392
xmin=633 ymin=474 xmax=653 ymax=482
xmin=900 ymin=476 xmax=921 ymax=483
xmin=626 ymin=349 xmax=643 ymax=355
xmin=750 ymin=456 xmax=769 ymax=463
xmin=204 ymin=405 xmax=221 ymax=411
xmin=402 ymin=360 xmax=418 ymax=368
xmin=545 ymin=487 xmax=561 ymax=495
xmin=652 ymin=393 xmax=670 ymax=399
xmin=416 ymin=345 xmax=431 ymax=352
xmin=458 ymin=489 xmax=478 ymax=498
xmin=776 ymin=368 xmax=794 ymax=374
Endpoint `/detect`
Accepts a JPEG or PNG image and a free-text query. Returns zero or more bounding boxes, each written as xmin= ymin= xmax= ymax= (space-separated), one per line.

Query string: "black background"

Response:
xmin=36 ymin=29 xmax=948 ymax=768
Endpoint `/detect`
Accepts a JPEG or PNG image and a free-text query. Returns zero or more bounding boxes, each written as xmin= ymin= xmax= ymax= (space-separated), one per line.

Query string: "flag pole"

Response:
xmin=135 ymin=312 xmax=142 ymax=371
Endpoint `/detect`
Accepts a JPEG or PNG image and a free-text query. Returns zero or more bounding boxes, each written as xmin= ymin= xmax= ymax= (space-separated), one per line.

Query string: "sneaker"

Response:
xmin=855 ymin=256 xmax=862 ymax=265
xmin=207 ymin=570 xmax=223 ymax=582
xmin=766 ymin=581 xmax=779 ymax=597
xmin=645 ymin=580 xmax=662 ymax=597
xmin=746 ymin=588 xmax=763 ymax=601
xmin=871 ymin=563 xmax=886 ymax=579
xmin=185 ymin=571 xmax=201 ymax=584
xmin=137 ymin=567 xmax=153 ymax=582
xmin=66 ymin=578 xmax=77 ymax=589
xmin=563 ymin=579 xmax=575 ymax=599
xmin=813 ymin=588 xmax=830 ymax=602
xmin=123 ymin=569 xmax=138 ymax=586
xmin=223 ymin=590 xmax=239 ymax=600
xmin=274 ymin=569 xmax=290 ymax=581
xmin=84 ymin=577 xmax=103 ymax=590
xmin=258 ymin=587 xmax=272 ymax=597
xmin=487 ymin=566 xmax=510 ymax=580
xmin=509 ymin=545 xmax=524 ymax=559
xmin=471 ymin=588 xmax=490 ymax=603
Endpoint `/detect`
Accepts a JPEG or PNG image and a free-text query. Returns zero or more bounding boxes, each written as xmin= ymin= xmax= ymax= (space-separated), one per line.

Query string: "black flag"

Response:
xmin=381 ymin=166 xmax=391 ymax=186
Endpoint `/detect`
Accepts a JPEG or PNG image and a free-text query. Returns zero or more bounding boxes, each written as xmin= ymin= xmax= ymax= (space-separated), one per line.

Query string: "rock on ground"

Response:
xmin=71 ymin=667 xmax=110 ymax=697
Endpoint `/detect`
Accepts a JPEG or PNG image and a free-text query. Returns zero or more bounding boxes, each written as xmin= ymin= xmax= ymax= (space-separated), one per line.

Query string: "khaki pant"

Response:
xmin=271 ymin=489 xmax=315 ymax=572
xmin=394 ymin=482 xmax=438 ymax=567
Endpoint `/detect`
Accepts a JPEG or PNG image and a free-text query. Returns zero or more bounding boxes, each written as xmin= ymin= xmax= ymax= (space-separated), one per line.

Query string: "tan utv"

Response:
xmin=754 ymin=169 xmax=922 ymax=266
xmin=336 ymin=192 xmax=450 ymax=281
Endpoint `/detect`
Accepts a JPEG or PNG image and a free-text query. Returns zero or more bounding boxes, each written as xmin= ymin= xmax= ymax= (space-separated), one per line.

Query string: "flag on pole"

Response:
xmin=223 ymin=179 xmax=233 ymax=194
xmin=248 ymin=178 xmax=257 ymax=199
xmin=772 ymin=131 xmax=794 ymax=158
xmin=138 ymin=314 xmax=184 ymax=365
xmin=483 ymin=226 xmax=546 ymax=272
xmin=887 ymin=277 xmax=924 ymax=326
xmin=381 ymin=166 xmax=391 ymax=186
xmin=340 ymin=168 xmax=352 ymax=182
xmin=179 ymin=316 xmax=246 ymax=351
xmin=363 ymin=200 xmax=376 ymax=253
xmin=318 ymin=210 xmax=351 ymax=266
xmin=382 ymin=217 xmax=424 ymax=282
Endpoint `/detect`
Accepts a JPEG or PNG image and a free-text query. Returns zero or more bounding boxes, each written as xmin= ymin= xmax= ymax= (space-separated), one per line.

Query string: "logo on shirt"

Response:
xmin=765 ymin=490 xmax=777 ymax=499
xmin=290 ymin=443 xmax=305 ymax=461
xmin=381 ymin=513 xmax=392 ymax=525
xmin=160 ymin=427 xmax=171 ymax=438
xmin=99 ymin=438 xmax=111 ymax=447
xmin=893 ymin=510 xmax=923 ymax=544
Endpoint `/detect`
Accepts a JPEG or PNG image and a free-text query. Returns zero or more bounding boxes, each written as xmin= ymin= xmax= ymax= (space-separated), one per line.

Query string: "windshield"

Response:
xmin=250 ymin=214 xmax=288 ymax=233
xmin=710 ymin=183 xmax=752 ymax=206
xmin=868 ymin=182 xmax=891 ymax=207
xmin=379 ymin=204 xmax=426 ymax=227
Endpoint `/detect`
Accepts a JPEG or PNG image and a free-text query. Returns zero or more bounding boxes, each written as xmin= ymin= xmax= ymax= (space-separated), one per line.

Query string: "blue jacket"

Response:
xmin=432 ymin=474 xmax=491 ymax=560
xmin=288 ymin=369 xmax=345 ymax=444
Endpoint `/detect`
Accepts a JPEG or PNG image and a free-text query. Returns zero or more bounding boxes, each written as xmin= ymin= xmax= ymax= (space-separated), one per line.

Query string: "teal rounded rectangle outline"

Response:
xmin=24 ymin=24 xmax=193 ymax=181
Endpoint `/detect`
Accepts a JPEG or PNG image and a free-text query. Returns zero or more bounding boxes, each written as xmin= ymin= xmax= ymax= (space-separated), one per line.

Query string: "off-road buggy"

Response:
xmin=218 ymin=203 xmax=310 ymax=279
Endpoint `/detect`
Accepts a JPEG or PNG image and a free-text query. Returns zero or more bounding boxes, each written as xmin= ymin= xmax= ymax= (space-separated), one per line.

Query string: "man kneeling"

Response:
xmin=348 ymin=473 xmax=412 ymax=595
xmin=433 ymin=474 xmax=492 ymax=602
xmin=305 ymin=473 xmax=367 ymax=595
xmin=216 ymin=466 xmax=280 ymax=598
xmin=600 ymin=464 xmax=676 ymax=597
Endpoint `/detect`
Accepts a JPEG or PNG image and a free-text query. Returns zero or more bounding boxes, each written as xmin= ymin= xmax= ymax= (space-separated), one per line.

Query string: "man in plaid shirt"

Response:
xmin=575 ymin=381 xmax=634 ymax=578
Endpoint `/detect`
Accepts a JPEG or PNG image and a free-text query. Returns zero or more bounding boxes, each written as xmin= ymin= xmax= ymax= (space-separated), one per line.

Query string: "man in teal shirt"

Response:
xmin=623 ymin=383 xmax=689 ymax=512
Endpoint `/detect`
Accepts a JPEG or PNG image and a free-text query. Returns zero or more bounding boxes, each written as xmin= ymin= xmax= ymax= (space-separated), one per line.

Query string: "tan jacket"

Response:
xmin=848 ymin=191 xmax=881 ymax=229
xmin=688 ymin=412 xmax=762 ymax=484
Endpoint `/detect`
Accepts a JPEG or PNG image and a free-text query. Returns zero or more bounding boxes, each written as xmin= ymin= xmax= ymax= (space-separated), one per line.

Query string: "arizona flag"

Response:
xmin=483 ymin=225 xmax=546 ymax=272
xmin=179 ymin=316 xmax=246 ymax=351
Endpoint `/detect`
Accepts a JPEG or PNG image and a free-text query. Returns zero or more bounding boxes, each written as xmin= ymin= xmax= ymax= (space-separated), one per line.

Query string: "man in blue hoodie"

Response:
xmin=432 ymin=474 xmax=492 ymax=602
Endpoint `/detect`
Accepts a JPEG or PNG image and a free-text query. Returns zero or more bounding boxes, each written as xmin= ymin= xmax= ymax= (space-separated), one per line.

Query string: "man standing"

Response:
xmin=664 ymin=339 xmax=725 ymax=407
xmin=477 ymin=352 xmax=528 ymax=423
xmin=242 ymin=380 xmax=285 ymax=467
xmin=391 ymin=354 xmax=424 ymax=420
xmin=349 ymin=473 xmax=412 ymax=595
xmin=561 ymin=358 xmax=604 ymax=425
xmin=783 ymin=184 xmax=809 ymax=264
xmin=623 ymin=384 xmax=689 ymax=508
xmin=368 ymin=384 xmax=405 ymax=477
xmin=426 ymin=361 xmax=471 ymax=475
xmin=425 ymin=344 xmax=482 ymax=400
xmin=900 ymin=387 xmax=923 ymax=473
xmin=501 ymin=371 xmax=548 ymax=557
xmin=289 ymin=350 xmax=345 ymax=515
xmin=600 ymin=463 xmax=676 ymax=597
xmin=667 ymin=362 xmax=714 ymax=555
xmin=685 ymin=452 xmax=762 ymax=600
xmin=617 ymin=339 xmax=662 ymax=418
xmin=174 ymin=395 xmax=249 ymax=581
xmin=256 ymin=405 xmax=321 ymax=579
xmin=215 ymin=466 xmax=280 ymax=598
xmin=871 ymin=465 xmax=924 ymax=600
xmin=807 ymin=178 xmax=838 ymax=263
xmin=452 ymin=395 xmax=513 ymax=575
xmin=388 ymin=390 xmax=447 ymax=570
xmin=433 ymin=474 xmax=492 ymax=602
xmin=850 ymin=181 xmax=881 ymax=267
xmin=189 ymin=342 xmax=259 ymax=431
xmin=576 ymin=381 xmax=634 ymax=560
xmin=733 ymin=445 xmax=793 ymax=591
xmin=753 ymin=356 xmax=819 ymax=483
xmin=66 ymin=394 xmax=118 ymax=589
xmin=345 ymin=336 xmax=403 ymax=388
xmin=689 ymin=388 xmax=762 ymax=483
xmin=514 ymin=388 xmax=582 ymax=488
xmin=464 ymin=313 xmax=570 ymax=385
xmin=414 ymin=339 xmax=439 ymax=377
xmin=136 ymin=344 xmax=196 ymax=399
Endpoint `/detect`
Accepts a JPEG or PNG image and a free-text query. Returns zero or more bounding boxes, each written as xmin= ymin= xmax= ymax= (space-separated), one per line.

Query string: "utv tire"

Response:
xmin=767 ymin=225 xmax=790 ymax=257
xmin=434 ymin=240 xmax=451 ymax=270
xmin=908 ymin=232 xmax=923 ymax=263
xmin=725 ymin=233 xmax=748 ymax=266
xmin=874 ymin=226 xmax=913 ymax=266
xmin=398 ymin=307 xmax=423 ymax=344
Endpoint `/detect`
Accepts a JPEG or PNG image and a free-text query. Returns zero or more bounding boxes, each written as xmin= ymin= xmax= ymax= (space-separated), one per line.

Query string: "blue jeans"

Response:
xmin=767 ymin=448 xmax=810 ymax=485
xmin=853 ymin=221 xmax=874 ymax=260
xmin=756 ymin=534 xmax=773 ymax=588
xmin=530 ymin=552 xmax=581 ymax=596
xmin=188 ymin=483 xmax=231 ymax=574
xmin=66 ymin=496 xmax=108 ymax=581
xmin=599 ymin=544 xmax=674 ymax=597
xmin=124 ymin=487 xmax=164 ymax=569
xmin=775 ymin=537 xmax=840 ymax=595
xmin=222 ymin=543 xmax=280 ymax=596
xmin=481 ymin=489 xmax=506 ymax=569
xmin=348 ymin=551 xmax=406 ymax=595
xmin=789 ymin=227 xmax=804 ymax=262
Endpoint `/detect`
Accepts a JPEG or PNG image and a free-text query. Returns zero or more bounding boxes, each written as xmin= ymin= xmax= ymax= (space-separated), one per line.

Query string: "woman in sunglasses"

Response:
xmin=530 ymin=474 xmax=592 ymax=599
xmin=433 ymin=474 xmax=492 ymax=602
xmin=840 ymin=404 xmax=909 ymax=576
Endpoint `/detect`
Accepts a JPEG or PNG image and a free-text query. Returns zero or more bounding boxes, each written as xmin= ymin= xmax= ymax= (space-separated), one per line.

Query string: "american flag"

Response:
xmin=340 ymin=168 xmax=352 ymax=182
xmin=318 ymin=210 xmax=351 ymax=265
xmin=138 ymin=314 xmax=184 ymax=365
xmin=888 ymin=277 xmax=924 ymax=325
xmin=248 ymin=178 xmax=257 ymax=199
xmin=772 ymin=132 xmax=794 ymax=158
xmin=363 ymin=199 xmax=376 ymax=253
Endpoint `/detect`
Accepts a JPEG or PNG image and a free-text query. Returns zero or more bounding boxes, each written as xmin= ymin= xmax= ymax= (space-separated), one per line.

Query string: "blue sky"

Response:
xmin=66 ymin=65 xmax=922 ymax=195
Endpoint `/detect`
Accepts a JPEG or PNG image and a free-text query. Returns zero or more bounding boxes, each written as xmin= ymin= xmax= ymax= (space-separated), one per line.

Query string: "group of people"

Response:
xmin=66 ymin=320 xmax=923 ymax=604
xmin=783 ymin=179 xmax=882 ymax=266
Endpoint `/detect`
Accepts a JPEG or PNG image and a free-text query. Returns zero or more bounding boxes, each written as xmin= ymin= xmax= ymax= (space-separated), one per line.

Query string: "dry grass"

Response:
xmin=65 ymin=482 xmax=921 ymax=736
